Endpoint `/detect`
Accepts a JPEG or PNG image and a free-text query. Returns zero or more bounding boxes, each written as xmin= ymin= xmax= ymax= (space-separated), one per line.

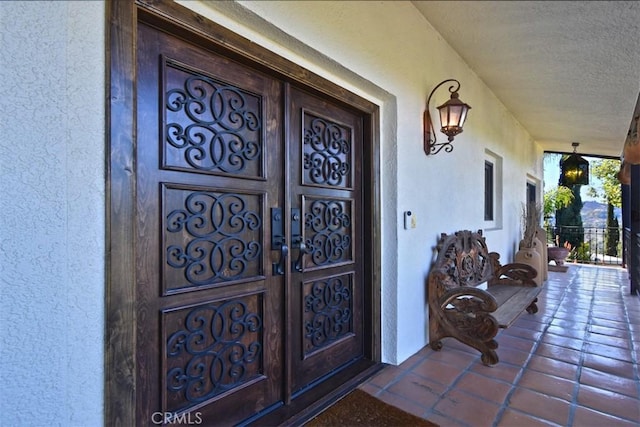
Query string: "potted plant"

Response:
xmin=547 ymin=238 xmax=572 ymax=267
xmin=543 ymin=186 xmax=574 ymax=272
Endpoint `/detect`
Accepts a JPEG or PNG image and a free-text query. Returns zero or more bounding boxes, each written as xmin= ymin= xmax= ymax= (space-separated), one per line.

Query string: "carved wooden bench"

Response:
xmin=428 ymin=230 xmax=542 ymax=365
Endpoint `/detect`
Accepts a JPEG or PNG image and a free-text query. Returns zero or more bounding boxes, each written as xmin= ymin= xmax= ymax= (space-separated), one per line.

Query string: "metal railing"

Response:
xmin=544 ymin=226 xmax=624 ymax=266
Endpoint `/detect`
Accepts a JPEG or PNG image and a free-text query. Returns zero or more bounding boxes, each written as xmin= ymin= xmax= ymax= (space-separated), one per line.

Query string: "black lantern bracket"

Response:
xmin=423 ymin=78 xmax=471 ymax=156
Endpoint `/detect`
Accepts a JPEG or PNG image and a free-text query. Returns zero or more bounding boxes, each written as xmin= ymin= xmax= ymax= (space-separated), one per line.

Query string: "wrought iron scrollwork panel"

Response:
xmin=302 ymin=112 xmax=352 ymax=188
xmin=163 ymin=187 xmax=263 ymax=293
xmin=303 ymin=274 xmax=353 ymax=354
xmin=163 ymin=59 xmax=263 ymax=177
xmin=163 ymin=297 xmax=263 ymax=413
xmin=303 ymin=198 xmax=353 ymax=268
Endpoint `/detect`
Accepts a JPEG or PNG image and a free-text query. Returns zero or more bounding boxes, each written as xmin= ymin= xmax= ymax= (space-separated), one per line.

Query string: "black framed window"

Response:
xmin=527 ymin=182 xmax=536 ymax=204
xmin=485 ymin=161 xmax=494 ymax=221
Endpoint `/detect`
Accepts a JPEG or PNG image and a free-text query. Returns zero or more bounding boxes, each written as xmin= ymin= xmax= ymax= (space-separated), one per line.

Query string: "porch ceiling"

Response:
xmin=412 ymin=1 xmax=640 ymax=158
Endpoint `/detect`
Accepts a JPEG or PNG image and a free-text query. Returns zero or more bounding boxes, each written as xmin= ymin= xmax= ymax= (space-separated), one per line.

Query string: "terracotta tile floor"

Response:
xmin=359 ymin=265 xmax=640 ymax=426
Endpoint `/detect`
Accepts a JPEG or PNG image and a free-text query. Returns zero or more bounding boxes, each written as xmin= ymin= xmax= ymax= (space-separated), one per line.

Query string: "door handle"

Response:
xmin=273 ymin=242 xmax=289 ymax=276
xmin=293 ymin=242 xmax=312 ymax=272
xmin=271 ymin=208 xmax=288 ymax=275
xmin=290 ymin=208 xmax=311 ymax=272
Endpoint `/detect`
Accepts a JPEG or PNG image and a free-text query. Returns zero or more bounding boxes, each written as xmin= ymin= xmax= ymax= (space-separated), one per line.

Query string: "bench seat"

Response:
xmin=488 ymin=285 xmax=543 ymax=328
xmin=428 ymin=230 xmax=542 ymax=365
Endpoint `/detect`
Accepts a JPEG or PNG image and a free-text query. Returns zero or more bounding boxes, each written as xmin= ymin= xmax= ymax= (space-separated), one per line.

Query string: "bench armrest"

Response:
xmin=438 ymin=286 xmax=498 ymax=314
xmin=488 ymin=252 xmax=537 ymax=287
xmin=429 ymin=269 xmax=499 ymax=342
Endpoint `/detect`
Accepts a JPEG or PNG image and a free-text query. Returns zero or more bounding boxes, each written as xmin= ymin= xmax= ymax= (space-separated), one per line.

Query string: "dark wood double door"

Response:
xmin=135 ymin=21 xmax=370 ymax=425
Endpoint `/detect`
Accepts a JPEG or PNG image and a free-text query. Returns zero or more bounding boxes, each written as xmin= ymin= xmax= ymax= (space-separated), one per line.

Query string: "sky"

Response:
xmin=543 ymin=154 xmax=604 ymax=203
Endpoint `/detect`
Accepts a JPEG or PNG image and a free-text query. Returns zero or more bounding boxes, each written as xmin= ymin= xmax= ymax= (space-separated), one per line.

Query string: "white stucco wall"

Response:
xmin=0 ymin=1 xmax=105 ymax=425
xmin=0 ymin=0 xmax=542 ymax=424
xmin=180 ymin=0 xmax=543 ymax=364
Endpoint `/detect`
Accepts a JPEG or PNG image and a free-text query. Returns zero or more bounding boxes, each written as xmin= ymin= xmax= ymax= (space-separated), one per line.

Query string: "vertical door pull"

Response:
xmin=273 ymin=243 xmax=289 ymax=276
xmin=271 ymin=208 xmax=288 ymax=275
xmin=294 ymin=242 xmax=311 ymax=272
xmin=290 ymin=208 xmax=310 ymax=272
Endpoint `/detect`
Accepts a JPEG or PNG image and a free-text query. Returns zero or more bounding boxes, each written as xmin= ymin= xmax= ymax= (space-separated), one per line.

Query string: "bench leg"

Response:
xmin=429 ymin=335 xmax=497 ymax=365
xmin=480 ymin=346 xmax=499 ymax=366
xmin=431 ymin=317 xmax=500 ymax=365
xmin=526 ymin=297 xmax=539 ymax=314
xmin=429 ymin=340 xmax=443 ymax=351
xmin=455 ymin=333 xmax=499 ymax=366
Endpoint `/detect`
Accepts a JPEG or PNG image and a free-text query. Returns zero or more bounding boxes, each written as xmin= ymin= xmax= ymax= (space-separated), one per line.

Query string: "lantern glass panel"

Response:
xmin=560 ymin=154 xmax=589 ymax=186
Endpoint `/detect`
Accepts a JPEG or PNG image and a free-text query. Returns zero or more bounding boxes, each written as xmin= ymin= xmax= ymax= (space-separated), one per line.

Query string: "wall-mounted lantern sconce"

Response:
xmin=423 ymin=78 xmax=471 ymax=155
xmin=560 ymin=142 xmax=589 ymax=186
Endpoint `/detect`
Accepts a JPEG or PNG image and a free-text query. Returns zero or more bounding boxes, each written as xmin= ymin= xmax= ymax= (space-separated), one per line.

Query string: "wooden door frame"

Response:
xmin=106 ymin=0 xmax=381 ymax=424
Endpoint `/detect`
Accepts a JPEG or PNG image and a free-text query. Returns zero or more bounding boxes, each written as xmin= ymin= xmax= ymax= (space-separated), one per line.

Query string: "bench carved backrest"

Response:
xmin=431 ymin=230 xmax=494 ymax=290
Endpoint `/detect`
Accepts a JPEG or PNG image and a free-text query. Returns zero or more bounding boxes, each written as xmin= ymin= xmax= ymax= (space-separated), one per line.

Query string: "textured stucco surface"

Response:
xmin=0 ymin=1 xmax=105 ymax=425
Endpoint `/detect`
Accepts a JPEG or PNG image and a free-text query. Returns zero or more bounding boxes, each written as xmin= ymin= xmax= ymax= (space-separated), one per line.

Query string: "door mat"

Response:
xmin=305 ymin=388 xmax=439 ymax=427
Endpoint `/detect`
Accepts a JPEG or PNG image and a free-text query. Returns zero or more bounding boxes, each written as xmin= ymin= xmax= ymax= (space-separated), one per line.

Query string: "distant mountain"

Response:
xmin=581 ymin=201 xmax=622 ymax=228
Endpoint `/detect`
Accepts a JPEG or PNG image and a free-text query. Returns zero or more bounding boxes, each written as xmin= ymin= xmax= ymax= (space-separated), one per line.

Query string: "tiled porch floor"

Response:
xmin=359 ymin=265 xmax=640 ymax=426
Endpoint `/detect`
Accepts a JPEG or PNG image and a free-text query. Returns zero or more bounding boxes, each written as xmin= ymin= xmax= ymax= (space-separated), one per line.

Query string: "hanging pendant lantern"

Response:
xmin=560 ymin=142 xmax=589 ymax=186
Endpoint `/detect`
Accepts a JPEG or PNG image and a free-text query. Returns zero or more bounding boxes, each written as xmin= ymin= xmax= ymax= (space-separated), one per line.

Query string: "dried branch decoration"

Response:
xmin=521 ymin=202 xmax=542 ymax=248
